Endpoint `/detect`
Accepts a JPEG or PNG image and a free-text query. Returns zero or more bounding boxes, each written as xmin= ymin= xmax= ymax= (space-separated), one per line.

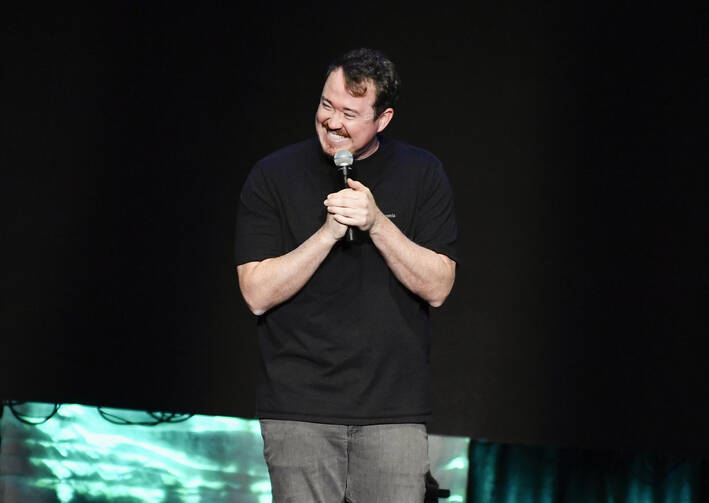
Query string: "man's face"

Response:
xmin=315 ymin=67 xmax=393 ymax=160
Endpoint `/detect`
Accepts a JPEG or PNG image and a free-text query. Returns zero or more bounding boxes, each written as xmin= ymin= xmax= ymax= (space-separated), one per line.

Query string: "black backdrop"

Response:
xmin=2 ymin=3 xmax=706 ymax=455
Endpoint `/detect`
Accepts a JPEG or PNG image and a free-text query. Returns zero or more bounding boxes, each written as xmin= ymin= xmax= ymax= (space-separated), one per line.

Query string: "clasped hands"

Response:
xmin=323 ymin=178 xmax=382 ymax=240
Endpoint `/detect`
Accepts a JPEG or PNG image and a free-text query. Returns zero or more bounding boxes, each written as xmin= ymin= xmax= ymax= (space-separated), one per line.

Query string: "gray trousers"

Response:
xmin=259 ymin=420 xmax=429 ymax=503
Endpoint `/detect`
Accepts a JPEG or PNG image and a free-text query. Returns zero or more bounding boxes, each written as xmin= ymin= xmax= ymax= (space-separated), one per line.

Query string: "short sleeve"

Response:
xmin=234 ymin=165 xmax=283 ymax=265
xmin=412 ymin=161 xmax=459 ymax=264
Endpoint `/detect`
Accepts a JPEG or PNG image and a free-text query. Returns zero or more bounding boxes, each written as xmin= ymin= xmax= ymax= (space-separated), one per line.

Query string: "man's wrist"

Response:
xmin=367 ymin=208 xmax=387 ymax=236
xmin=317 ymin=223 xmax=341 ymax=247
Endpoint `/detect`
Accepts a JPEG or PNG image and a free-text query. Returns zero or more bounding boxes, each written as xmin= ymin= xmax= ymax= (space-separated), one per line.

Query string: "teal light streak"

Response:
xmin=250 ymin=480 xmax=273 ymax=494
xmin=33 ymin=478 xmax=167 ymax=503
xmin=57 ymin=482 xmax=73 ymax=502
xmin=442 ymin=455 xmax=469 ymax=471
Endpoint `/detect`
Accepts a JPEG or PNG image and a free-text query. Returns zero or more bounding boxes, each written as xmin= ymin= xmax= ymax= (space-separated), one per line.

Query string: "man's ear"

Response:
xmin=376 ymin=108 xmax=394 ymax=133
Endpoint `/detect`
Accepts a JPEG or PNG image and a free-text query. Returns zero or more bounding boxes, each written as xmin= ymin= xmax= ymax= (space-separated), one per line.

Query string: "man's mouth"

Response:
xmin=327 ymin=131 xmax=349 ymax=143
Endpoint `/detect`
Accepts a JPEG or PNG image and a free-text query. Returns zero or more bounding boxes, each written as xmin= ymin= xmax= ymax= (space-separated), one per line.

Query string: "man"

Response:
xmin=235 ymin=48 xmax=458 ymax=502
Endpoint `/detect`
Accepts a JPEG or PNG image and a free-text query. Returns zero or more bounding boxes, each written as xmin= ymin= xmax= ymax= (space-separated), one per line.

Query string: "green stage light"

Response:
xmin=1 ymin=402 xmax=469 ymax=502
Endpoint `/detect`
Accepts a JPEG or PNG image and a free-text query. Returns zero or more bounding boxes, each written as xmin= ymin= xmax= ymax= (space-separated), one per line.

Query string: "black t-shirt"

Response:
xmin=235 ymin=136 xmax=458 ymax=424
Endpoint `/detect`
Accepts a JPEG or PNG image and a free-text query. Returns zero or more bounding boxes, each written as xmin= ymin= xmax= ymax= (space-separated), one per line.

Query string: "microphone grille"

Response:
xmin=334 ymin=149 xmax=353 ymax=167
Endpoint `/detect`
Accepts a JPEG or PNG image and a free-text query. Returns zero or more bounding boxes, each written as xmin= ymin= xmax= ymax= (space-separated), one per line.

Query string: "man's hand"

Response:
xmin=324 ymin=178 xmax=382 ymax=232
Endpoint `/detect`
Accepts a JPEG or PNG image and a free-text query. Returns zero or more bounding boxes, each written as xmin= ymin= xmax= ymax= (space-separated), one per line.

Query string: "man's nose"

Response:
xmin=326 ymin=110 xmax=344 ymax=130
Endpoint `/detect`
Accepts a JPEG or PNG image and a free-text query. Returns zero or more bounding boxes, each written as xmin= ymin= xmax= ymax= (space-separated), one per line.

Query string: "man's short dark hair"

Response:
xmin=326 ymin=48 xmax=401 ymax=118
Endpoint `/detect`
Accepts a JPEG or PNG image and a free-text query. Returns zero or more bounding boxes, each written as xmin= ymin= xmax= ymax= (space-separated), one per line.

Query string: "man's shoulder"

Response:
xmin=383 ymin=137 xmax=442 ymax=168
xmin=380 ymin=138 xmax=445 ymax=183
xmin=254 ymin=137 xmax=320 ymax=172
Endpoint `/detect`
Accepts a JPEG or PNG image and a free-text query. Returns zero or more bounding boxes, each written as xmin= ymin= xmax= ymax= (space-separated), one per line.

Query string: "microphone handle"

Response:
xmin=342 ymin=168 xmax=355 ymax=242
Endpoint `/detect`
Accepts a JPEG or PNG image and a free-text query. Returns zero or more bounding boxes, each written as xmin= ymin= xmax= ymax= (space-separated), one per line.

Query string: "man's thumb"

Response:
xmin=347 ymin=178 xmax=365 ymax=190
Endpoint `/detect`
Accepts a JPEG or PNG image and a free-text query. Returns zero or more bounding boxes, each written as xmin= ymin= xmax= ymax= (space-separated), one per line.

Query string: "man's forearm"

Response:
xmin=369 ymin=213 xmax=456 ymax=307
xmin=237 ymin=225 xmax=339 ymax=315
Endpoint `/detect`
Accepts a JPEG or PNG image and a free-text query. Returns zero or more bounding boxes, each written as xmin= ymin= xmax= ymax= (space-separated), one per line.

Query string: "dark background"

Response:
xmin=2 ymin=3 xmax=706 ymax=455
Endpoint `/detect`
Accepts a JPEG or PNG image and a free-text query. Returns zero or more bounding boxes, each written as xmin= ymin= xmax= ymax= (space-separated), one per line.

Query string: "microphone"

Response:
xmin=333 ymin=149 xmax=355 ymax=242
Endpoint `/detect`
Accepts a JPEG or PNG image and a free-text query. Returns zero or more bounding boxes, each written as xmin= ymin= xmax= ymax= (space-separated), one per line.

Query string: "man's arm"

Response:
xmin=324 ymin=178 xmax=456 ymax=307
xmin=237 ymin=216 xmax=346 ymax=315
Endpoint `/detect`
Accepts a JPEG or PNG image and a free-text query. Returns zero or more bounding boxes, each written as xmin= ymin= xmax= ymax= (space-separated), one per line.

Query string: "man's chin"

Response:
xmin=319 ymin=139 xmax=351 ymax=157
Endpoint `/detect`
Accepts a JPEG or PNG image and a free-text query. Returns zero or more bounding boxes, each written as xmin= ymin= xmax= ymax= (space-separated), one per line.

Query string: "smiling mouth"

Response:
xmin=327 ymin=131 xmax=349 ymax=143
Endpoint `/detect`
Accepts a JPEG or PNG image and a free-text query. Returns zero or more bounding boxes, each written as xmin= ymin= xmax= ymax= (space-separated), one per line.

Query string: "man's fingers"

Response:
xmin=324 ymin=192 xmax=367 ymax=207
xmin=327 ymin=187 xmax=358 ymax=197
xmin=326 ymin=205 xmax=365 ymax=218
xmin=333 ymin=213 xmax=358 ymax=226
